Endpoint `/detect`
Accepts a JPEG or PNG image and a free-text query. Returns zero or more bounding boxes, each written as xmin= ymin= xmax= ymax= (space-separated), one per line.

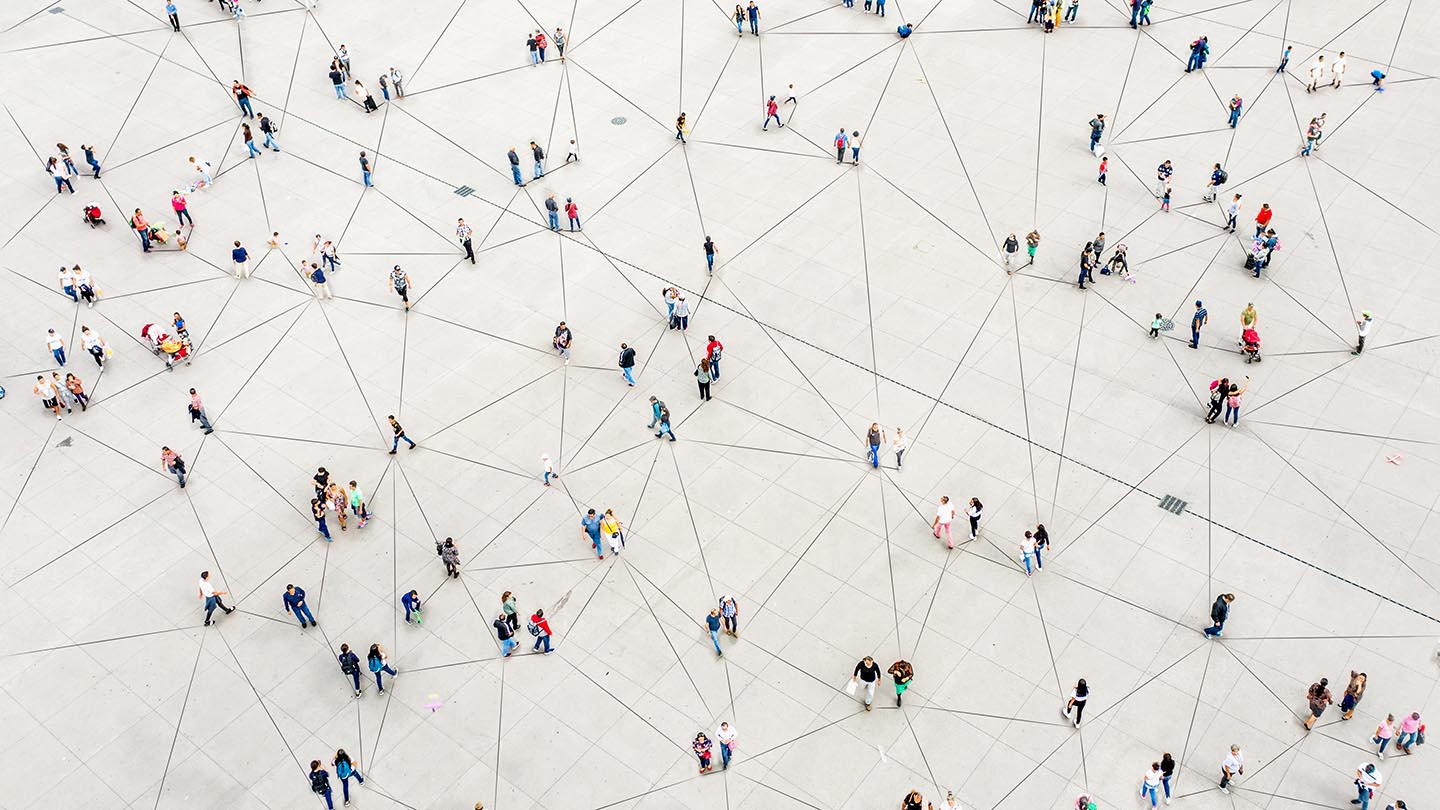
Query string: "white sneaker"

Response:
xmin=1219 ymin=787 xmax=1229 ymax=795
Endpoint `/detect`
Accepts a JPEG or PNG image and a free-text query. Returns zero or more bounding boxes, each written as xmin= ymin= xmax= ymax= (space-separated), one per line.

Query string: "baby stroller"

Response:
xmin=82 ymin=204 xmax=106 ymax=228
xmin=1241 ymin=327 xmax=1261 ymax=363
xmin=159 ymin=336 xmax=191 ymax=370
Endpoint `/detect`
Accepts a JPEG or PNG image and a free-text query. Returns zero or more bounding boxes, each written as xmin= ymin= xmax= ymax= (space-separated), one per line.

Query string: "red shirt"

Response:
xmin=536 ymin=33 xmax=547 ymax=48
xmin=1255 ymin=208 xmax=1272 ymax=225
xmin=767 ymin=99 xmax=777 ymax=115
xmin=565 ymin=202 xmax=578 ymax=218
xmin=530 ymin=613 xmax=552 ymax=635
xmin=706 ymin=339 xmax=723 ymax=359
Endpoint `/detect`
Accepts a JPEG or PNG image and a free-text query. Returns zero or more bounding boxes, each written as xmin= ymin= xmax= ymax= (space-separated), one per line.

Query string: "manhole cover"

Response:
xmin=611 ymin=116 xmax=627 ymax=125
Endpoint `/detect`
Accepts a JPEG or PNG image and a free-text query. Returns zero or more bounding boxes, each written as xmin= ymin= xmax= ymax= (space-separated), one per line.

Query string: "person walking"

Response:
xmin=367 ymin=643 xmax=398 ymax=692
xmin=527 ymin=32 xmax=539 ymax=65
xmin=171 ymin=190 xmax=193 ymax=227
xmin=600 ymin=509 xmax=625 ymax=555
xmin=1223 ymin=193 xmax=1242 ymax=231
xmin=1354 ymin=763 xmax=1382 ymax=810
xmin=188 ymin=388 xmax=214 ymax=433
xmin=1088 ymin=114 xmax=1105 ymax=152
xmin=64 ymin=374 xmax=89 ymax=411
xmin=1160 ymin=752 xmax=1176 ymax=805
xmin=1277 ymin=45 xmax=1292 ymax=72
xmin=716 ymin=722 xmax=738 ymax=769
xmin=695 ymin=358 xmax=713 ymax=401
xmin=359 ymin=151 xmax=372 ymax=187
xmin=389 ymin=265 xmax=412 ymax=311
xmin=47 ymin=156 xmax=75 ymax=193
xmin=649 ymin=396 xmax=677 ymax=442
xmin=230 ymin=240 xmax=251 ymax=278
xmin=530 ymin=608 xmax=554 ymax=653
xmin=1002 ymin=233 xmax=1020 ymax=269
xmin=1395 ymin=711 xmax=1422 ymax=754
xmin=307 ymin=262 xmax=333 ymax=299
xmin=852 ymin=655 xmax=882 ymax=711
xmin=747 ymin=1 xmax=760 ymax=34
xmin=1203 ymin=164 xmax=1227 ymax=202
xmin=1030 ymin=524 xmax=1049 ymax=568
xmin=835 ymin=128 xmax=849 ymax=163
xmin=1140 ymin=762 xmax=1162 ymax=808
xmin=1332 ymin=51 xmax=1348 ymax=88
xmin=166 ymin=0 xmax=180 ymax=30
xmin=672 ymin=295 xmax=690 ymax=330
xmin=865 ymin=422 xmax=885 ymax=468
xmin=1373 ymin=714 xmax=1396 ymax=757
xmin=45 ymin=328 xmax=67 ymax=367
xmin=763 ymin=96 xmax=782 ymax=130
xmin=617 ymin=342 xmax=637 ymax=386
xmin=1223 ymin=377 xmax=1249 ymax=426
xmin=453 ymin=217 xmax=476 ymax=264
xmin=1190 ymin=300 xmax=1208 ymax=349
xmin=161 ymin=446 xmax=187 ymax=488
xmin=283 ymin=584 xmax=318 ymax=628
xmin=50 ymin=371 xmax=75 ymax=415
xmin=582 ymin=508 xmax=604 ymax=559
xmin=388 ymin=414 xmax=416 ymax=453
xmin=1097 ymin=155 xmax=1108 ymax=185
xmin=507 ymin=147 xmax=523 ymax=185
xmin=402 ymin=590 xmax=423 ymax=625
xmin=1227 ymin=95 xmax=1243 ymax=128
xmin=494 ymin=612 xmax=518 ymax=657
xmin=887 ymin=659 xmax=913 ymax=706
xmin=693 ymin=733 xmax=714 ymax=773
xmin=565 ymin=198 xmax=580 ymax=231
xmin=1020 ymin=530 xmax=1037 ymax=576
xmin=1303 ymin=677 xmax=1333 ymax=730
xmin=198 ymin=570 xmax=235 ymax=625
xmin=719 ymin=594 xmax=739 ymax=638
xmin=966 ymin=497 xmax=983 ymax=540
xmin=500 ymin=591 xmax=519 ymax=632
xmin=706 ymin=608 xmax=724 ymax=655
xmin=338 ymin=644 xmax=363 ymax=696
xmin=256 ymin=112 xmax=280 ymax=151
xmin=440 ymin=537 xmax=461 ymax=578
xmin=1353 ymin=311 xmax=1373 ymax=355
xmin=1204 ymin=592 xmax=1234 ymax=636
xmin=1341 ymin=671 xmax=1366 ymax=720
xmin=347 ymin=481 xmax=371 ymax=528
xmin=932 ymin=496 xmax=956 ymax=548
xmin=892 ymin=427 xmax=908 ymax=468
xmin=312 ymin=497 xmax=331 ymax=540
xmin=676 ymin=111 xmax=688 ymax=143
xmin=1306 ymin=55 xmax=1326 ymax=92
xmin=333 ymin=749 xmax=364 ymax=805
xmin=1063 ymin=678 xmax=1089 ymax=727
xmin=1219 ymin=744 xmax=1244 ymax=793
xmin=1025 ymin=229 xmax=1041 ymax=265
xmin=850 ymin=130 xmax=862 ymax=164
xmin=703 ymin=236 xmax=717 ymax=272
xmin=309 ymin=761 xmax=336 ymax=810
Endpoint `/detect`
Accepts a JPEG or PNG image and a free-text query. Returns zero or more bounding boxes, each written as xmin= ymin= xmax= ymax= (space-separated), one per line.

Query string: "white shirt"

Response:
xmin=1357 ymin=317 xmax=1372 ymax=337
xmin=1020 ymin=535 xmax=1036 ymax=554
xmin=389 ymin=69 xmax=403 ymax=84
xmin=1222 ymin=751 xmax=1243 ymax=773
xmin=1333 ymin=56 xmax=1347 ymax=76
xmin=81 ymin=332 xmax=101 ymax=350
xmin=1309 ymin=60 xmax=1324 ymax=79
xmin=1357 ymin=764 xmax=1381 ymax=791
xmin=936 ymin=502 xmax=955 ymax=524
xmin=60 ymin=268 xmax=76 ymax=287
xmin=542 ymin=457 xmax=553 ymax=473
xmin=715 ymin=725 xmax=737 ymax=746
xmin=1228 ymin=200 xmax=1242 ymax=216
xmin=75 ymin=268 xmax=93 ymax=287
xmin=198 ymin=577 xmax=217 ymax=598
xmin=1144 ymin=767 xmax=1161 ymax=788
xmin=45 ymin=333 xmax=64 ymax=350
xmin=34 ymin=379 xmax=56 ymax=398
xmin=966 ymin=504 xmax=981 ymax=519
xmin=892 ymin=434 xmax=908 ymax=452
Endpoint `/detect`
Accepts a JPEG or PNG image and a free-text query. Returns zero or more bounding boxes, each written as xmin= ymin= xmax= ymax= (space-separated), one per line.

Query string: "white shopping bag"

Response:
xmin=845 ymin=679 xmax=858 ymax=697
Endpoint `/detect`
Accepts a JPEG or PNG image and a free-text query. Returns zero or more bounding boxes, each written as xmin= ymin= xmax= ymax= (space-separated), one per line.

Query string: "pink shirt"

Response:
xmin=1400 ymin=714 xmax=1420 ymax=733
xmin=190 ymin=393 xmax=204 ymax=410
xmin=172 ymin=195 xmax=187 ymax=211
xmin=1375 ymin=720 xmax=1394 ymax=739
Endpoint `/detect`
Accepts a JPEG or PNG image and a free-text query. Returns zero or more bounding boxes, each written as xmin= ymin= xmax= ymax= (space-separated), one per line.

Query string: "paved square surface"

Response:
xmin=1 ymin=1 xmax=1438 ymax=809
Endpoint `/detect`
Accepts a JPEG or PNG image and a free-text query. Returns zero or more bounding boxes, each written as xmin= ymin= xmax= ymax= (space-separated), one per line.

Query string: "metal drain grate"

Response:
xmin=453 ymin=185 xmax=474 ymax=197
xmin=611 ymin=116 xmax=627 ymax=125
xmin=48 ymin=6 xmax=65 ymax=12
xmin=1158 ymin=495 xmax=1187 ymax=515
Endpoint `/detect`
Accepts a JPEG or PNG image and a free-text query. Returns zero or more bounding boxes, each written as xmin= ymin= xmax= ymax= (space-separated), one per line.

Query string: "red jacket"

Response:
xmin=536 ymin=33 xmax=547 ymax=49
xmin=1255 ymin=208 xmax=1272 ymax=226
xmin=565 ymin=202 xmax=578 ymax=218
xmin=531 ymin=613 xmax=552 ymax=635
xmin=766 ymin=99 xmax=777 ymax=115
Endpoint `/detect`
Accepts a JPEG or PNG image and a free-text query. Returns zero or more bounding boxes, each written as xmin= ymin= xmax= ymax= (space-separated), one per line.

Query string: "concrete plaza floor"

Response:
xmin=1 ymin=1 xmax=1438 ymax=809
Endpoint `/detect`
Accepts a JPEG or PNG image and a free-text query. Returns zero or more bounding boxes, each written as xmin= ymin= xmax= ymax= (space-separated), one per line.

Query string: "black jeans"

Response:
xmin=1206 ymin=399 xmax=1223 ymax=422
xmin=698 ymin=381 xmax=711 ymax=400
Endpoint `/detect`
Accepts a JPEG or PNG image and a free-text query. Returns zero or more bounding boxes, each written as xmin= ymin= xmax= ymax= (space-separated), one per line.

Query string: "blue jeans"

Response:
xmin=54 ymin=176 xmax=74 ymax=193
xmin=656 ymin=421 xmax=676 ymax=440
xmin=1030 ymin=5 xmax=1043 ymax=22
xmin=192 ymin=408 xmax=213 ymax=431
xmin=168 ymin=464 xmax=186 ymax=487
xmin=549 ymin=211 xmax=559 ymax=230
xmin=204 ymin=595 xmax=222 ymax=621
xmin=1187 ymin=53 xmax=1202 ymax=71
xmin=322 ymin=253 xmax=340 ymax=272
xmin=1225 ymin=404 xmax=1239 ymax=425
xmin=868 ymin=443 xmax=879 ymax=467
xmin=1228 ymin=109 xmax=1240 ymax=127
xmin=706 ymin=253 xmax=714 ymax=271
xmin=622 ymin=366 xmax=635 ymax=385
xmin=1139 ymin=9 xmax=1149 ymax=23
xmin=1375 ymin=735 xmax=1391 ymax=753
xmin=52 ymin=347 xmax=66 ymax=366
xmin=501 ymin=637 xmax=517 ymax=656
xmin=373 ymin=664 xmax=396 ymax=689
xmin=1129 ymin=4 xmax=1139 ymax=25
xmin=1022 ymin=552 xmax=1033 ymax=575
xmin=317 ymin=517 xmax=331 ymax=539
xmin=1090 ymin=135 xmax=1101 ymax=151
xmin=1162 ymin=776 xmax=1171 ymax=799
xmin=1357 ymin=783 xmax=1372 ymax=810
xmin=238 ymin=96 xmax=254 ymax=117
xmin=176 ymin=208 xmax=193 ymax=227
xmin=381 ymin=86 xmax=390 ymax=100
xmin=749 ymin=16 xmax=758 ymax=33
xmin=363 ymin=170 xmax=372 ymax=187
xmin=392 ymin=434 xmax=416 ymax=451
xmin=534 ymin=634 xmax=552 ymax=652
xmin=290 ymin=603 xmax=316 ymax=626
xmin=511 ymin=165 xmax=523 ymax=185
xmin=1140 ymin=784 xmax=1157 ymax=808
xmin=534 ymin=160 xmax=544 ymax=178
xmin=87 ymin=157 xmax=101 ymax=177
xmin=709 ymin=358 xmax=719 ymax=379
xmin=1064 ymin=5 xmax=1076 ymax=21
xmin=530 ymin=51 xmax=539 ymax=64
xmin=1034 ymin=546 xmax=1043 ymax=569
xmin=1397 ymin=730 xmax=1417 ymax=749
xmin=1204 ymin=621 xmax=1224 ymax=636
xmin=1191 ymin=328 xmax=1201 ymax=348
xmin=589 ymin=533 xmax=603 ymax=557
xmin=404 ymin=602 xmax=420 ymax=622
xmin=875 ymin=0 xmax=884 ymax=15
xmin=764 ymin=113 xmax=782 ymax=128
xmin=63 ymin=284 xmax=77 ymax=301
xmin=263 ymin=131 xmax=279 ymax=150
xmin=710 ymin=628 xmax=722 ymax=654
xmin=720 ymin=742 xmax=733 ymax=768
xmin=339 ymin=773 xmax=363 ymax=802
xmin=319 ymin=788 xmax=334 ymax=810
xmin=246 ymin=141 xmax=261 ymax=157
xmin=736 ymin=18 xmax=743 ymax=32
xmin=334 ymin=84 xmax=347 ymax=99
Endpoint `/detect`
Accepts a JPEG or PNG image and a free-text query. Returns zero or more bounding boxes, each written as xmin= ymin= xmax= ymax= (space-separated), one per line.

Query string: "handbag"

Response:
xmin=845 ymin=679 xmax=858 ymax=696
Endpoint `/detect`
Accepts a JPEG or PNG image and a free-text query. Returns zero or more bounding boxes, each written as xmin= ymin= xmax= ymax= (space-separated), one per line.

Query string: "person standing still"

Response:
xmin=852 ymin=656 xmax=881 ymax=710
xmin=166 ymin=0 xmax=180 ymax=30
xmin=719 ymin=595 xmax=739 ymax=637
xmin=1190 ymin=300 xmax=1208 ymax=349
xmin=457 ymin=218 xmax=475 ymax=264
xmin=1352 ymin=311 xmax=1373 ymax=355
xmin=966 ymin=497 xmax=983 ymax=539
xmin=716 ymin=722 xmax=737 ymax=769
xmin=283 ymin=584 xmax=318 ymax=628
xmin=763 ymin=96 xmax=782 ymax=129
xmin=892 ymin=427 xmax=908 ymax=468
xmin=866 ymin=422 xmax=885 ymax=468
xmin=619 ymin=342 xmax=637 ymax=386
xmin=565 ymin=198 xmax=581 ymax=231
xmin=1002 ymin=233 xmax=1020 ymax=269
xmin=1026 ymin=229 xmax=1041 ymax=265
xmin=887 ymin=659 xmax=913 ymax=706
xmin=695 ymin=359 xmax=713 ymax=401
xmin=705 ymin=335 xmax=724 ymax=379
xmin=932 ymin=496 xmax=955 ymax=549
xmin=390 ymin=265 xmax=412 ymax=311
xmin=507 ymin=147 xmax=523 ymax=185
xmin=359 ymin=151 xmax=373 ymax=187
xmin=546 ymin=194 xmax=561 ymax=231
xmin=530 ymin=141 xmax=545 ymax=178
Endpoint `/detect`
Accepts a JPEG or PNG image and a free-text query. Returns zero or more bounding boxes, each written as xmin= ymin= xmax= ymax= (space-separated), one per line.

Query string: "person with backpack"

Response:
xmin=1204 ymin=592 xmax=1234 ymax=636
xmin=494 ymin=612 xmax=517 ymax=657
xmin=719 ymin=594 xmax=740 ymax=638
xmin=887 ymin=659 xmax=914 ymax=706
xmin=337 ymin=643 xmax=363 ymax=696
xmin=1204 ymin=164 xmax=1228 ymax=202
xmin=309 ymin=761 xmax=336 ymax=809
xmin=834 ymin=128 xmax=849 ymax=163
xmin=367 ymin=643 xmax=397 ymax=692
xmin=653 ymin=398 xmax=676 ymax=441
xmin=440 ymin=537 xmax=461 ymax=578
xmin=530 ymin=608 xmax=554 ymax=653
xmin=333 ymin=749 xmax=364 ymax=804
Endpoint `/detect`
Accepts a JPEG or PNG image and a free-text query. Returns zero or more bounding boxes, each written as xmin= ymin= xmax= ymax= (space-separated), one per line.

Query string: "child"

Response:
xmin=1160 ymin=183 xmax=1171 ymax=211
xmin=267 ymin=231 xmax=283 ymax=249
xmin=1097 ymin=156 xmax=1108 ymax=185
xmin=1150 ymin=314 xmax=1162 ymax=338
xmin=542 ymin=454 xmax=556 ymax=486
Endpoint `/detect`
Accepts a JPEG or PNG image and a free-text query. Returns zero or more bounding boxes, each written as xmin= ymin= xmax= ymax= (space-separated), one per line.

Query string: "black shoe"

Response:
xmin=224 ymin=607 xmax=235 ymax=614
xmin=310 ymin=621 xmax=318 ymax=627
xmin=204 ymin=620 xmax=213 ymax=626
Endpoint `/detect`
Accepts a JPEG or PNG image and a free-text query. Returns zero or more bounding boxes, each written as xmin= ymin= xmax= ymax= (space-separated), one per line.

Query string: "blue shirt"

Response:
xmin=402 ymin=592 xmax=420 ymax=610
xmin=232 ymin=246 xmax=248 ymax=263
xmin=706 ymin=613 xmax=722 ymax=631
xmin=747 ymin=6 xmax=758 ymax=19
xmin=166 ymin=2 xmax=176 ymax=12
xmin=311 ymin=266 xmax=326 ymax=283
xmin=581 ymin=515 xmax=601 ymax=539
xmin=283 ymin=587 xmax=307 ymax=612
xmin=1192 ymin=307 xmax=1208 ymax=328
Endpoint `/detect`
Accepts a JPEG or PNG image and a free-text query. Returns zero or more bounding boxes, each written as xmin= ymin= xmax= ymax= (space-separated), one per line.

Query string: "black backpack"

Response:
xmin=339 ymin=653 xmax=358 ymax=675
xmin=659 ymin=404 xmax=671 ymax=422
xmin=1210 ymin=597 xmax=1228 ymax=623
xmin=1216 ymin=169 xmax=1229 ymax=184
xmin=310 ymin=770 xmax=329 ymax=795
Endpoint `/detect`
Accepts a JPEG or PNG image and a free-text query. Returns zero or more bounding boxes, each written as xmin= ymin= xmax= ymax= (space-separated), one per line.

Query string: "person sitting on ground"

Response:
xmin=897 ymin=22 xmax=913 ymax=37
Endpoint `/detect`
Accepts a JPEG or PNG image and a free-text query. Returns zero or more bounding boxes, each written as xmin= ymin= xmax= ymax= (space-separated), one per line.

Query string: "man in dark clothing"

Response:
xmin=330 ymin=68 xmax=347 ymax=100
xmin=284 ymin=584 xmax=317 ymax=628
xmin=851 ymin=656 xmax=882 ymax=710
xmin=618 ymin=343 xmax=637 ymax=386
xmin=1089 ymin=114 xmax=1105 ymax=152
xmin=530 ymin=141 xmax=545 ymax=179
xmin=388 ymin=415 xmax=416 ymax=453
xmin=310 ymin=761 xmax=335 ymax=810
xmin=1204 ymin=593 xmax=1234 ymax=637
xmin=494 ymin=613 xmax=517 ymax=656
xmin=338 ymin=643 xmax=363 ymax=696
xmin=507 ymin=147 xmax=523 ymax=185
xmin=258 ymin=113 xmax=280 ymax=151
